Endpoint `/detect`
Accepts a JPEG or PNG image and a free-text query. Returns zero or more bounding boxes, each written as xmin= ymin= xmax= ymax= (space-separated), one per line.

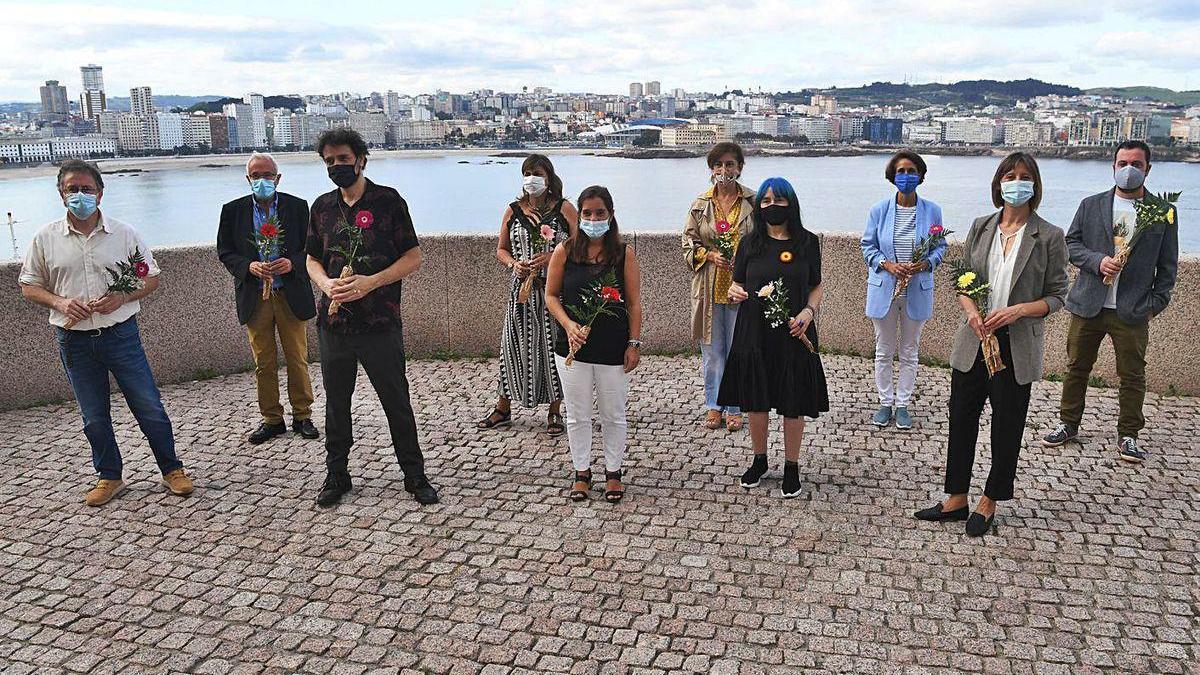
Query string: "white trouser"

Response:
xmin=870 ymin=297 xmax=926 ymax=407
xmin=555 ymin=355 xmax=629 ymax=472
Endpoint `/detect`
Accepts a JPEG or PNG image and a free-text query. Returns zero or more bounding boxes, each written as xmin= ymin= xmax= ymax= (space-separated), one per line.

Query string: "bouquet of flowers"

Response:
xmin=1105 ymin=191 xmax=1180 ymax=285
xmin=758 ymin=278 xmax=815 ymax=353
xmin=516 ymin=220 xmax=556 ymax=304
xmin=950 ymin=259 xmax=1004 ymax=377
xmin=65 ymin=248 xmax=150 ymax=329
xmin=251 ymin=214 xmax=284 ymax=300
xmin=328 ymin=210 xmax=372 ymax=315
xmin=713 ymin=218 xmax=737 ymax=260
xmin=892 ymin=224 xmax=952 ymax=301
xmin=563 ymin=269 xmax=623 ymax=366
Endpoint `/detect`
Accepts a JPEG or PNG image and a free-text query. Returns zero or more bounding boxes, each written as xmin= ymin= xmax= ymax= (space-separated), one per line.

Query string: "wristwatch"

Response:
xmin=628 ymin=339 xmax=643 ymax=350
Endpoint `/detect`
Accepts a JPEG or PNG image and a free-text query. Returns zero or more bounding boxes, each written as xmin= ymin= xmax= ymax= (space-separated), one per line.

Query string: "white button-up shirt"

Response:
xmin=987 ymin=224 xmax=1026 ymax=313
xmin=18 ymin=212 xmax=161 ymax=330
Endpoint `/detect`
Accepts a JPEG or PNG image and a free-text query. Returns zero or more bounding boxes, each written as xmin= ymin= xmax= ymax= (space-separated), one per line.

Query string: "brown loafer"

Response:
xmin=162 ymin=469 xmax=194 ymax=496
xmin=85 ymin=479 xmax=125 ymax=507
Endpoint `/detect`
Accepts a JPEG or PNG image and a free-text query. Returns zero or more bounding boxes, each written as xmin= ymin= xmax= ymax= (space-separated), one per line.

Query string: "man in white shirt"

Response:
xmin=18 ymin=160 xmax=194 ymax=506
xmin=1042 ymin=141 xmax=1179 ymax=464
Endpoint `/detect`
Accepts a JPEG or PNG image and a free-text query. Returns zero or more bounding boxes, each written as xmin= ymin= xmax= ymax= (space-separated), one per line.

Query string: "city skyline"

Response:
xmin=2 ymin=0 xmax=1198 ymax=102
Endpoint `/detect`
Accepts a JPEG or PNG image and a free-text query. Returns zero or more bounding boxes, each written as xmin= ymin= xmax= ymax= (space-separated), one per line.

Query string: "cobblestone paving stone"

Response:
xmin=0 ymin=354 xmax=1197 ymax=674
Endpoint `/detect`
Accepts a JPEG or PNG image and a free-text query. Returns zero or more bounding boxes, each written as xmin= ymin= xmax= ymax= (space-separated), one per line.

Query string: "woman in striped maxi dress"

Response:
xmin=478 ymin=155 xmax=578 ymax=434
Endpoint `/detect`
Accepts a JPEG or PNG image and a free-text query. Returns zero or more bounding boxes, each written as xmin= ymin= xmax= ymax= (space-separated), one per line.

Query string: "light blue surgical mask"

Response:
xmin=1000 ymin=180 xmax=1035 ymax=206
xmin=250 ymin=178 xmax=276 ymax=200
xmin=65 ymin=192 xmax=98 ymax=219
xmin=894 ymin=173 xmax=920 ymax=195
xmin=580 ymin=218 xmax=610 ymax=238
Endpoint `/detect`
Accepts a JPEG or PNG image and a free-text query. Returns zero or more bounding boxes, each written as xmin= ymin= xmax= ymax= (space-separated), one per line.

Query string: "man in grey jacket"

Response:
xmin=1042 ymin=141 xmax=1179 ymax=464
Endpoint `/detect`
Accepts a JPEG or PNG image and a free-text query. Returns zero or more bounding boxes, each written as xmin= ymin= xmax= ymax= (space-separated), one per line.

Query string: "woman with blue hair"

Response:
xmin=718 ymin=177 xmax=829 ymax=499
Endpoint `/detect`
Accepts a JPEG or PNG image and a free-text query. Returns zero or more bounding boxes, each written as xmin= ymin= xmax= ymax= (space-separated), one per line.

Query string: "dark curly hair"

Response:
xmin=316 ymin=127 xmax=369 ymax=165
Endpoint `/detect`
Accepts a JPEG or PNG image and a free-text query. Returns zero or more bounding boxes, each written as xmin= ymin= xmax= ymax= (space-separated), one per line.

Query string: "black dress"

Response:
xmin=554 ymin=249 xmax=629 ymax=366
xmin=717 ymin=233 xmax=829 ymax=418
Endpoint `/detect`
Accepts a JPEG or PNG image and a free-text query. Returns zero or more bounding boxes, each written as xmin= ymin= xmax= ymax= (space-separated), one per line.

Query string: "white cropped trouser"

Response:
xmin=870 ymin=297 xmax=926 ymax=407
xmin=555 ymin=355 xmax=629 ymax=472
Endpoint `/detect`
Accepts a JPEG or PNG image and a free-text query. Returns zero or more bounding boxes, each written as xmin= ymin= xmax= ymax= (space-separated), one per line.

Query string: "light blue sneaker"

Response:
xmin=895 ymin=407 xmax=913 ymax=430
xmin=871 ymin=406 xmax=893 ymax=427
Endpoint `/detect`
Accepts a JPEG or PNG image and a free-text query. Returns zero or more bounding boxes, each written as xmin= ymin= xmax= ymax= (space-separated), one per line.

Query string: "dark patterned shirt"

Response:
xmin=305 ymin=179 xmax=420 ymax=334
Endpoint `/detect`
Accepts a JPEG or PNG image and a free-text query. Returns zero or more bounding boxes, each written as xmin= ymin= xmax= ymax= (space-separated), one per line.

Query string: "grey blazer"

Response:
xmin=1064 ymin=188 xmax=1179 ymax=324
xmin=950 ymin=211 xmax=1070 ymax=386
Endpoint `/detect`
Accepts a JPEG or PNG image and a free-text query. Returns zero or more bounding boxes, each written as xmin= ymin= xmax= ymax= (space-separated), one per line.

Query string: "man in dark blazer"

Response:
xmin=217 ymin=152 xmax=320 ymax=444
xmin=1042 ymin=140 xmax=1179 ymax=464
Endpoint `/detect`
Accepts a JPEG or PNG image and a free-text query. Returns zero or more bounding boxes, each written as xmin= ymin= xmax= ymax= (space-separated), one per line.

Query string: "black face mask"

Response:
xmin=761 ymin=204 xmax=789 ymax=226
xmin=328 ymin=163 xmax=359 ymax=189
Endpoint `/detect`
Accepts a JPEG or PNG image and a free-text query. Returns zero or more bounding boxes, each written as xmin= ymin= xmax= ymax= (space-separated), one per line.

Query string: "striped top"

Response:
xmin=893 ymin=205 xmax=918 ymax=297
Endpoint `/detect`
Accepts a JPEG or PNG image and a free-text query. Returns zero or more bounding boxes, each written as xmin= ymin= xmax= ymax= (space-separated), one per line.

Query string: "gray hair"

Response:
xmin=245 ymin=152 xmax=278 ymax=175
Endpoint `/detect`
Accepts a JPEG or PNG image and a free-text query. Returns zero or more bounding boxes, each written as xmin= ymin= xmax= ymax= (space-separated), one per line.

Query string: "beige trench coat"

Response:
xmin=681 ymin=183 xmax=757 ymax=343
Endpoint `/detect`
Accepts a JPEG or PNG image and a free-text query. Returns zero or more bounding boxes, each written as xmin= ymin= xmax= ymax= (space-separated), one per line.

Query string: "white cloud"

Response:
xmin=1 ymin=0 xmax=1197 ymax=100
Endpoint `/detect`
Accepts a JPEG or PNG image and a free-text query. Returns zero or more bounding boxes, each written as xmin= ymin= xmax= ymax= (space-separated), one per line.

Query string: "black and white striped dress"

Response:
xmin=498 ymin=200 xmax=570 ymax=407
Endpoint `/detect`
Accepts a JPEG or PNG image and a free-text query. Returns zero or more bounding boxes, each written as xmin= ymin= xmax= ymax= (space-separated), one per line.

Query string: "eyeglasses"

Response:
xmin=248 ymin=173 xmax=278 ymax=180
xmin=61 ymin=186 xmax=99 ymax=195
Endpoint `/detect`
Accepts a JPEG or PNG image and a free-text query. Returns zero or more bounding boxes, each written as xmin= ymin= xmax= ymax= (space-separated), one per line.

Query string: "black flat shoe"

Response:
xmin=740 ymin=454 xmax=768 ymax=488
xmin=914 ymin=503 xmax=969 ymax=522
xmin=316 ymin=473 xmax=351 ymax=507
xmin=404 ymin=475 xmax=440 ymax=505
xmin=965 ymin=512 xmax=995 ymax=537
xmin=293 ymin=418 xmax=320 ymax=439
xmin=249 ymin=421 xmax=287 ymax=445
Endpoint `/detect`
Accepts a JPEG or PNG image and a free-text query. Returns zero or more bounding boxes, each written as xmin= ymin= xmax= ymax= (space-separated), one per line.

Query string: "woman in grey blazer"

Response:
xmin=915 ymin=153 xmax=1069 ymax=537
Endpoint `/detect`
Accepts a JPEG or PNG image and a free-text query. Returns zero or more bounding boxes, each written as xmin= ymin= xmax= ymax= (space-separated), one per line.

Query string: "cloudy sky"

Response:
xmin=3 ymin=0 xmax=1198 ymax=101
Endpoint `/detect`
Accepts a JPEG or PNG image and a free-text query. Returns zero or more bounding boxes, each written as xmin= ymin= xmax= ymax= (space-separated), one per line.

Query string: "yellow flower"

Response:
xmin=757 ymin=282 xmax=775 ymax=298
xmin=1167 ymin=207 xmax=1175 ymax=225
xmin=779 ymin=251 xmax=794 ymax=263
xmin=957 ymin=271 xmax=976 ymax=289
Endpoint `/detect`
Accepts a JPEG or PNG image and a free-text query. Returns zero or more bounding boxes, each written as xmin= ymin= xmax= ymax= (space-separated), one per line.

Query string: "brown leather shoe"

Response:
xmin=703 ymin=410 xmax=723 ymax=429
xmin=85 ymin=479 xmax=125 ymax=507
xmin=162 ymin=469 xmax=194 ymax=496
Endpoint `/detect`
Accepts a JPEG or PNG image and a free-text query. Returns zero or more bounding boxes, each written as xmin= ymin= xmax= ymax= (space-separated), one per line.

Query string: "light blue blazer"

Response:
xmin=861 ymin=195 xmax=946 ymax=321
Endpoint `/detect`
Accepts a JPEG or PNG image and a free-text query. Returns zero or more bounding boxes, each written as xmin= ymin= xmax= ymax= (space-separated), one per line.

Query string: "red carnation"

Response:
xmin=929 ymin=224 xmax=944 ymax=236
xmin=259 ymin=222 xmax=279 ymax=238
xmin=355 ymin=210 xmax=374 ymax=229
xmin=715 ymin=219 xmax=731 ymax=234
xmin=134 ymin=261 xmax=150 ymax=278
xmin=600 ymin=286 xmax=622 ymax=303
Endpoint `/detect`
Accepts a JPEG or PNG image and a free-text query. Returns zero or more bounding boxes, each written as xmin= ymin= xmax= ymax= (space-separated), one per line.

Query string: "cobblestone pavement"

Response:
xmin=1 ymin=354 xmax=1197 ymax=675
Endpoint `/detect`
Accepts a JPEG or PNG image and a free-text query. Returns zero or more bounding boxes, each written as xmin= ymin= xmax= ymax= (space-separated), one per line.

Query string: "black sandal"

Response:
xmin=604 ymin=470 xmax=625 ymax=503
xmin=477 ymin=408 xmax=512 ymax=430
xmin=570 ymin=470 xmax=592 ymax=501
xmin=547 ymin=412 xmax=565 ymax=436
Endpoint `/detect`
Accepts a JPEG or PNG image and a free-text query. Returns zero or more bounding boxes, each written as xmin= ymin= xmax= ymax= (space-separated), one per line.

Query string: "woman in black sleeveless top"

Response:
xmin=719 ymin=177 xmax=828 ymax=499
xmin=545 ymin=186 xmax=643 ymax=503
xmin=477 ymin=155 xmax=577 ymax=435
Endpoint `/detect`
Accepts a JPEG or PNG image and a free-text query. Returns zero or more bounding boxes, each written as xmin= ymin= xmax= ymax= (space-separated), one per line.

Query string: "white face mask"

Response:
xmin=522 ymin=175 xmax=547 ymax=196
xmin=711 ymin=170 xmax=738 ymax=185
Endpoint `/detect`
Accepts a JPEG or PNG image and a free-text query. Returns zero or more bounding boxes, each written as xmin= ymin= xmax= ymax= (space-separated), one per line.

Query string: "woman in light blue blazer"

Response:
xmin=860 ymin=151 xmax=946 ymax=429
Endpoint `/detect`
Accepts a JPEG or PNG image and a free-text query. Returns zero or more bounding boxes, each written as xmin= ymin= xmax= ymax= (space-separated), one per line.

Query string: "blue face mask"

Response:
xmin=580 ymin=219 xmax=610 ymax=239
xmin=250 ymin=178 xmax=276 ymax=200
xmin=894 ymin=173 xmax=920 ymax=195
xmin=65 ymin=192 xmax=98 ymax=219
xmin=1000 ymin=180 xmax=1035 ymax=206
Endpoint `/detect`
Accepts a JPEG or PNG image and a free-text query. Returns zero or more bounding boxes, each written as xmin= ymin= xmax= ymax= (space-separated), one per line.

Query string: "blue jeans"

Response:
xmin=700 ymin=303 xmax=740 ymax=414
xmin=55 ymin=316 xmax=182 ymax=480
